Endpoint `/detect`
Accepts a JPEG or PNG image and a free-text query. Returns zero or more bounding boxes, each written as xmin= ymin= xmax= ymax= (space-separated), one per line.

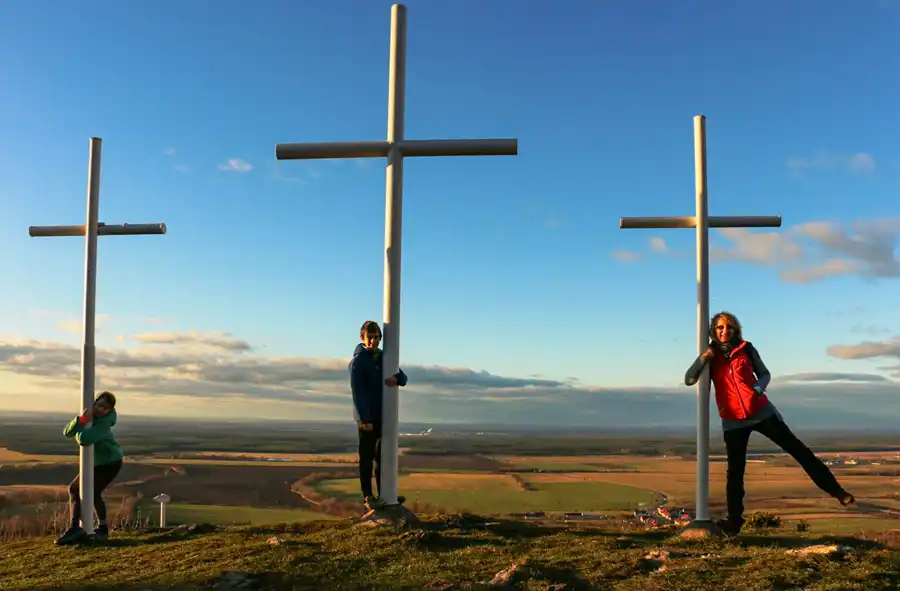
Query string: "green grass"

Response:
xmin=786 ymin=516 xmax=900 ymax=535
xmin=319 ymin=475 xmax=660 ymax=513
xmin=0 ymin=516 xmax=897 ymax=590
xmin=141 ymin=503 xmax=335 ymax=526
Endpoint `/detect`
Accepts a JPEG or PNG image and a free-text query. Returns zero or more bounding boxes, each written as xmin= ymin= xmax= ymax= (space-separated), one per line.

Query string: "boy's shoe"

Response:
xmin=364 ymin=495 xmax=386 ymax=510
xmin=397 ymin=495 xmax=406 ymax=505
xmin=91 ymin=525 xmax=109 ymax=541
xmin=55 ymin=526 xmax=87 ymax=546
xmin=715 ymin=518 xmax=742 ymax=536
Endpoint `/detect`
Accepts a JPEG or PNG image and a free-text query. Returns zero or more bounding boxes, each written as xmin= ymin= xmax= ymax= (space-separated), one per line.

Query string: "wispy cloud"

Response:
xmin=787 ymin=151 xmax=876 ymax=179
xmin=218 ymin=158 xmax=254 ymax=173
xmin=612 ymin=249 xmax=642 ymax=263
xmin=266 ymin=161 xmax=307 ymax=185
xmin=163 ymin=147 xmax=177 ymax=156
xmin=57 ymin=315 xmax=112 ymax=336
xmin=612 ymin=237 xmax=673 ymax=263
xmin=615 ymin=217 xmax=900 ymax=285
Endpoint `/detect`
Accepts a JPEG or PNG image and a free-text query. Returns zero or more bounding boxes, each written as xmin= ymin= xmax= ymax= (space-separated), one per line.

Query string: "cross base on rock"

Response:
xmin=356 ymin=503 xmax=421 ymax=530
xmin=678 ymin=519 xmax=724 ymax=539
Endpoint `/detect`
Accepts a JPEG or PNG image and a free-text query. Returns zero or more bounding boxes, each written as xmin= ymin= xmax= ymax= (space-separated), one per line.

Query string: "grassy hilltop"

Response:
xmin=1 ymin=515 xmax=898 ymax=591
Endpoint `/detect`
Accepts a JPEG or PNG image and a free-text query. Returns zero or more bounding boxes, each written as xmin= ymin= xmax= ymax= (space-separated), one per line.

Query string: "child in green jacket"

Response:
xmin=56 ymin=391 xmax=124 ymax=545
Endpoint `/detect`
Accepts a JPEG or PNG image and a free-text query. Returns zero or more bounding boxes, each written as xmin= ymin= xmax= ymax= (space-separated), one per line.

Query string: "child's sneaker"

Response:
xmin=715 ymin=518 xmax=742 ymax=536
xmin=91 ymin=525 xmax=109 ymax=541
xmin=55 ymin=526 xmax=87 ymax=546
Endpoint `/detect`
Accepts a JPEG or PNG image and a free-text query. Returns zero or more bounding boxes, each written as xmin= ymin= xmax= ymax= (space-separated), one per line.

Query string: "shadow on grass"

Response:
xmin=14 ymin=570 xmax=307 ymax=591
xmin=730 ymin=531 xmax=886 ymax=551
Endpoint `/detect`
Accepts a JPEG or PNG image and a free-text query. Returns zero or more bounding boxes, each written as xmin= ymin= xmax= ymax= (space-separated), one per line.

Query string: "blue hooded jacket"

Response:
xmin=349 ymin=343 xmax=408 ymax=423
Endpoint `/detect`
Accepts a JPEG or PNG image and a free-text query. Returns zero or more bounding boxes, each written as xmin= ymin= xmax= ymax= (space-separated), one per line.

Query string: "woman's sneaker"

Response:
xmin=55 ymin=526 xmax=87 ymax=546
xmin=91 ymin=525 xmax=109 ymax=541
xmin=836 ymin=491 xmax=856 ymax=507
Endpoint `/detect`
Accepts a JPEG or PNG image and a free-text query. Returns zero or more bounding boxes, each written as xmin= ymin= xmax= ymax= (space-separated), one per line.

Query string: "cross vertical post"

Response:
xmin=619 ymin=115 xmax=782 ymax=535
xmin=276 ymin=3 xmax=518 ymax=508
xmin=28 ymin=137 xmax=167 ymax=534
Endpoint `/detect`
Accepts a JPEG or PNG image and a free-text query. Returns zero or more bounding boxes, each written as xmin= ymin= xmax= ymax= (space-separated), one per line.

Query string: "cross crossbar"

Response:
xmin=620 ymin=216 xmax=782 ymax=230
xmin=276 ymin=139 xmax=517 ymax=161
xmin=29 ymin=223 xmax=167 ymax=237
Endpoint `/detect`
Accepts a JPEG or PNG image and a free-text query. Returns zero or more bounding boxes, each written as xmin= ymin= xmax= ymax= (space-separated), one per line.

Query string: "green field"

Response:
xmin=317 ymin=473 xmax=660 ymax=514
xmin=139 ymin=503 xmax=336 ymax=526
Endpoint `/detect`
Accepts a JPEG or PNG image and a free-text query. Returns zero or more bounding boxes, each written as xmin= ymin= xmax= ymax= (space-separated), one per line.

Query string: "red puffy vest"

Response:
xmin=709 ymin=340 xmax=769 ymax=420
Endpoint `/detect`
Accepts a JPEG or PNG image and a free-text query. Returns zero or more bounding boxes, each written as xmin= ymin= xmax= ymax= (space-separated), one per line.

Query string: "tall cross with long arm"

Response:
xmin=275 ymin=4 xmax=518 ymax=507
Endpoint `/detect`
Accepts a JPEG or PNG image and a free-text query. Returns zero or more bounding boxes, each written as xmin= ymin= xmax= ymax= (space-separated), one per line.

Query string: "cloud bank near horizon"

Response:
xmin=1 ymin=328 xmax=898 ymax=428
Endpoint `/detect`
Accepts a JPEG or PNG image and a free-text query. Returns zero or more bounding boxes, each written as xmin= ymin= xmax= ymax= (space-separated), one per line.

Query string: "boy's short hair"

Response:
xmin=360 ymin=321 xmax=381 ymax=339
xmin=96 ymin=391 xmax=117 ymax=408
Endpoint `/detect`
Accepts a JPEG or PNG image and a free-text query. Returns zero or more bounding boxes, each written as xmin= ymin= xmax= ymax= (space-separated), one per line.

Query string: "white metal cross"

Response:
xmin=276 ymin=3 xmax=518 ymax=508
xmin=619 ymin=115 xmax=782 ymax=532
xmin=28 ymin=137 xmax=166 ymax=534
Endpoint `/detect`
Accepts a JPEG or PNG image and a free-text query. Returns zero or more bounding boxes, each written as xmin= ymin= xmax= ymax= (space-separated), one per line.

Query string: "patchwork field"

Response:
xmin=317 ymin=471 xmax=662 ymax=514
xmin=140 ymin=503 xmax=336 ymax=526
xmin=3 ymin=426 xmax=899 ymax=543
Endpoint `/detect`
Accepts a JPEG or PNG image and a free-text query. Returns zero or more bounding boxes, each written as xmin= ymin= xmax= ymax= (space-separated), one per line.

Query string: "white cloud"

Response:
xmin=218 ymin=158 xmax=254 ymax=173
xmin=619 ymin=217 xmax=900 ymax=284
xmin=163 ymin=147 xmax=176 ymax=156
xmin=711 ymin=228 xmax=804 ymax=266
xmin=649 ymin=237 xmax=668 ymax=254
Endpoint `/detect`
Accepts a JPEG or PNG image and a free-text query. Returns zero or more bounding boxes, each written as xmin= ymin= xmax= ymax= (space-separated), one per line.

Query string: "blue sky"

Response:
xmin=1 ymin=1 xmax=899 ymax=426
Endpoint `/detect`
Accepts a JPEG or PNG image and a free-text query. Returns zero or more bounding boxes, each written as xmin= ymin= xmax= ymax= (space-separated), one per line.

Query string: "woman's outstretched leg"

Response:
xmin=755 ymin=416 xmax=854 ymax=505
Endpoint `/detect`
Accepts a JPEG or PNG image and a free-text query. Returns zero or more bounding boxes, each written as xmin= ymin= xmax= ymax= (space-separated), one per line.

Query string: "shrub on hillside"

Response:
xmin=745 ymin=511 xmax=781 ymax=530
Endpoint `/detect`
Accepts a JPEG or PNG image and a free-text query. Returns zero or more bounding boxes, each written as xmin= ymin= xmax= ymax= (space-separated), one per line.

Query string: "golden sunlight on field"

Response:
xmin=0 ymin=448 xmax=74 ymax=464
xmin=400 ymin=473 xmax=522 ymax=492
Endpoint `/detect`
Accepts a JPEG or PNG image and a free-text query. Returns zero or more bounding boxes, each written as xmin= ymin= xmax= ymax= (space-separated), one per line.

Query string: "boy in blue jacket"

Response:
xmin=349 ymin=320 xmax=408 ymax=509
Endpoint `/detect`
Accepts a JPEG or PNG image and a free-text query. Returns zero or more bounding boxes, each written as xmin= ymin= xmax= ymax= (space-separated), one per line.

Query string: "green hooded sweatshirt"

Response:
xmin=63 ymin=409 xmax=124 ymax=466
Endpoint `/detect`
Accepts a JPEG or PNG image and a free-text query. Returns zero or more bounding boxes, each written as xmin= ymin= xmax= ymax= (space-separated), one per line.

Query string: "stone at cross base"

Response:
xmin=355 ymin=500 xmax=421 ymax=530
xmin=677 ymin=519 xmax=724 ymax=539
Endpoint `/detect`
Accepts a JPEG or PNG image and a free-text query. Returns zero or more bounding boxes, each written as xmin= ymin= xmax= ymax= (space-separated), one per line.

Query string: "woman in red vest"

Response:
xmin=685 ymin=311 xmax=855 ymax=535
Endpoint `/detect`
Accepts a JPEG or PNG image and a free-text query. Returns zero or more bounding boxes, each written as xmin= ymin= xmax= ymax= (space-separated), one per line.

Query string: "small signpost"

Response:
xmin=619 ymin=115 xmax=782 ymax=534
xmin=28 ymin=137 xmax=166 ymax=533
xmin=154 ymin=493 xmax=171 ymax=528
xmin=276 ymin=4 xmax=518 ymax=507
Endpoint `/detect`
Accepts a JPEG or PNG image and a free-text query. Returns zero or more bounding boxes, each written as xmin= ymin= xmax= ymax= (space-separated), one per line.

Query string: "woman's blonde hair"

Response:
xmin=709 ymin=311 xmax=743 ymax=341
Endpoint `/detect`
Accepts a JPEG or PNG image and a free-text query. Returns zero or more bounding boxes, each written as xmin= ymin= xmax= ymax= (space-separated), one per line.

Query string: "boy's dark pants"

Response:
xmin=723 ymin=416 xmax=844 ymax=525
xmin=357 ymin=421 xmax=383 ymax=499
xmin=68 ymin=459 xmax=123 ymax=529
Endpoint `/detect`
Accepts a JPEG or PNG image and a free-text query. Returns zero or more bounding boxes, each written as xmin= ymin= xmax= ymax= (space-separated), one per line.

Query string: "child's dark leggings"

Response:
xmin=68 ymin=459 xmax=122 ymax=529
